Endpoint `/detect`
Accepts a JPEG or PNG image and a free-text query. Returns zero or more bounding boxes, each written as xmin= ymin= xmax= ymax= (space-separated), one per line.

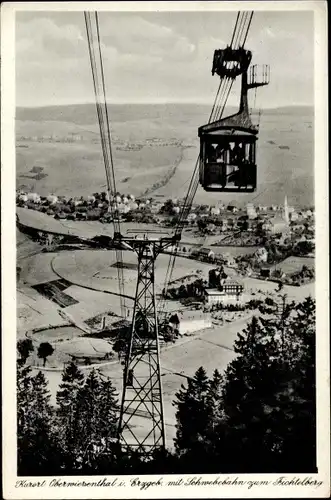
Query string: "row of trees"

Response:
xmin=17 ymin=296 xmax=316 ymax=475
xmin=17 ymin=360 xmax=120 ymax=475
xmin=173 ymin=297 xmax=316 ymax=472
xmin=164 ymin=278 xmax=207 ymax=300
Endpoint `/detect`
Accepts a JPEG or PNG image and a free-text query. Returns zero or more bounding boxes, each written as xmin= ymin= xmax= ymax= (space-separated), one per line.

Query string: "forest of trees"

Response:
xmin=17 ymin=297 xmax=316 ymax=475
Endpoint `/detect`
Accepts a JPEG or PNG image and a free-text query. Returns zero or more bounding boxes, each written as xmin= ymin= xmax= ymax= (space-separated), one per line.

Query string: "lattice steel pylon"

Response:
xmin=117 ymin=232 xmax=177 ymax=457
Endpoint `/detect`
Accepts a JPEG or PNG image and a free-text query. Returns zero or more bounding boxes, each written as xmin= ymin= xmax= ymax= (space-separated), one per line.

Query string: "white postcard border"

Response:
xmin=1 ymin=1 xmax=329 ymax=498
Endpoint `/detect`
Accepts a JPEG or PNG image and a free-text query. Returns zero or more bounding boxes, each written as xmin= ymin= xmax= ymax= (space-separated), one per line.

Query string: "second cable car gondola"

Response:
xmin=199 ymin=46 xmax=269 ymax=193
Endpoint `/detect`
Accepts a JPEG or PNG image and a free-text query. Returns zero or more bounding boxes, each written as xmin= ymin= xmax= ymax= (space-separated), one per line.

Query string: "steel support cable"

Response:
xmin=233 ymin=11 xmax=253 ymax=49
xmin=159 ymin=165 xmax=200 ymax=312
xmin=213 ymin=15 xmax=246 ymax=122
xmin=217 ymin=77 xmax=235 ymax=121
xmin=85 ymin=17 xmax=115 ymax=233
xmin=160 ymin=10 xmax=253 ymax=306
xmin=215 ymin=76 xmax=230 ymax=120
xmin=212 ymin=76 xmax=230 ymax=122
xmin=177 ymin=11 xmax=252 ymax=222
xmin=217 ymin=13 xmax=249 ymax=120
xmin=85 ymin=14 xmax=126 ymax=316
xmin=85 ymin=25 xmax=119 ymax=241
xmin=215 ymin=12 xmax=251 ymax=119
xmin=161 ymin=73 xmax=230 ymax=304
xmin=85 ymin=14 xmax=112 ymax=195
xmin=95 ymin=12 xmax=120 ymax=232
xmin=210 ymin=77 xmax=226 ymax=122
xmin=85 ymin=15 xmax=114 ymax=232
xmin=210 ymin=11 xmax=250 ymax=123
xmin=176 ymin=66 xmax=233 ymax=233
xmin=86 ymin=13 xmax=120 ymax=233
xmin=239 ymin=11 xmax=251 ymax=47
xmin=84 ymin=12 xmax=126 ymax=317
xmin=211 ymin=13 xmax=248 ymax=122
xmin=241 ymin=12 xmax=254 ymax=48
xmin=230 ymin=12 xmax=240 ymax=46
xmin=215 ymin=11 xmax=254 ymax=122
xmin=232 ymin=11 xmax=246 ymax=49
xmin=94 ymin=12 xmax=126 ymax=312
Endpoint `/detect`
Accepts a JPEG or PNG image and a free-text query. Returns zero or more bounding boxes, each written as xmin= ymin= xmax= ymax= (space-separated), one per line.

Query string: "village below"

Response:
xmin=17 ymin=188 xmax=314 ymax=369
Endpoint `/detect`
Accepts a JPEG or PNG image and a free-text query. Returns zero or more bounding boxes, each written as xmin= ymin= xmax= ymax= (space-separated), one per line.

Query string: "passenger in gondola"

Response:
xmin=215 ymin=143 xmax=226 ymax=163
xmin=232 ymin=142 xmax=244 ymax=164
xmin=214 ymin=144 xmax=227 ymax=186
xmin=238 ymin=142 xmax=245 ymax=162
xmin=206 ymin=143 xmax=217 ymax=163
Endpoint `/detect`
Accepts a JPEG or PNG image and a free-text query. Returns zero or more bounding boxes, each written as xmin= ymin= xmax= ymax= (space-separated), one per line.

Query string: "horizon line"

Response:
xmin=16 ymin=101 xmax=314 ymax=110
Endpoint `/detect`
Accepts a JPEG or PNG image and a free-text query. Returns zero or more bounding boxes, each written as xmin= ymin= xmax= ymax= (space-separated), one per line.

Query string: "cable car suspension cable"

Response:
xmin=210 ymin=13 xmax=248 ymax=121
xmin=84 ymin=12 xmax=126 ymax=317
xmin=213 ymin=11 xmax=253 ymax=122
xmin=159 ymin=11 xmax=254 ymax=306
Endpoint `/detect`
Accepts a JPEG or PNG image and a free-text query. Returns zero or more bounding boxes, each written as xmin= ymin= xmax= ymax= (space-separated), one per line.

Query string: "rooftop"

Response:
xmin=205 ymin=284 xmax=243 ymax=296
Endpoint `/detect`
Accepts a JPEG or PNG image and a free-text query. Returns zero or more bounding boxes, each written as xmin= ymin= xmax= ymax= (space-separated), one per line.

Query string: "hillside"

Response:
xmin=16 ymin=103 xmax=314 ymax=207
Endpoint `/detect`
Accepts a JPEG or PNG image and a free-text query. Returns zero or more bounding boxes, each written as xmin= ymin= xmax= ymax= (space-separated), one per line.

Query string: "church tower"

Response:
xmin=283 ymin=195 xmax=289 ymax=224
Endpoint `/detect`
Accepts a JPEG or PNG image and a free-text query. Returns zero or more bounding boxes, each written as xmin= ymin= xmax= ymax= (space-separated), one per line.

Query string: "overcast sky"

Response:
xmin=16 ymin=10 xmax=314 ymax=108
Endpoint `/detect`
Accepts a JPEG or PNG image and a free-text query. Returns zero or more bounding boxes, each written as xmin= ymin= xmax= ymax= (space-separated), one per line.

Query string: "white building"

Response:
xmin=47 ymin=194 xmax=58 ymax=205
xmin=210 ymin=207 xmax=221 ymax=216
xmin=27 ymin=192 xmax=41 ymax=203
xmin=178 ymin=318 xmax=212 ymax=334
xmin=128 ymin=201 xmax=139 ymax=211
xmin=263 ymin=216 xmax=290 ymax=235
xmin=246 ymin=203 xmax=257 ymax=219
xmin=205 ymin=281 xmax=244 ymax=305
xmin=152 ymin=202 xmax=164 ymax=214
xmin=255 ymin=247 xmax=268 ymax=263
xmin=188 ymin=212 xmax=197 ymax=221
xmin=168 ymin=312 xmax=212 ymax=334
xmin=290 ymin=211 xmax=299 ymax=222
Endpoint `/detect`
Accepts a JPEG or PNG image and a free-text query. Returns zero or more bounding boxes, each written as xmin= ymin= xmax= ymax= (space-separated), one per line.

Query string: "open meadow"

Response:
xmin=30 ymin=249 xmax=214 ymax=299
xmin=16 ymin=103 xmax=314 ymax=207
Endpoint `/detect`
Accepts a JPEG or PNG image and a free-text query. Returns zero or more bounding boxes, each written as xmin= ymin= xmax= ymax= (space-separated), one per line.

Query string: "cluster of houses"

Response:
xmin=16 ymin=190 xmax=163 ymax=222
xmin=16 ymin=189 xmax=315 ymax=243
xmin=192 ymin=198 xmax=314 ymax=238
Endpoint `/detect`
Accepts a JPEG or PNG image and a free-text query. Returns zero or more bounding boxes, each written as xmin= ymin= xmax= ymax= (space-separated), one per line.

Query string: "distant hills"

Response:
xmin=16 ymin=103 xmax=314 ymax=207
xmin=16 ymin=103 xmax=314 ymax=125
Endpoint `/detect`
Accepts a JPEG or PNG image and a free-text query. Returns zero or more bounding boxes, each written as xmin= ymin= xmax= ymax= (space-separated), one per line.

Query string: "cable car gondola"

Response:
xmin=199 ymin=46 xmax=269 ymax=193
